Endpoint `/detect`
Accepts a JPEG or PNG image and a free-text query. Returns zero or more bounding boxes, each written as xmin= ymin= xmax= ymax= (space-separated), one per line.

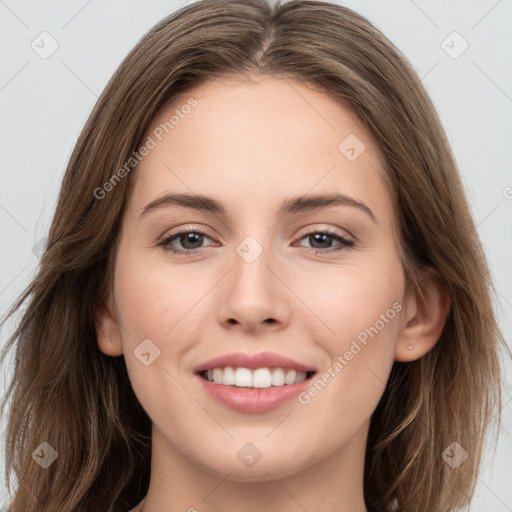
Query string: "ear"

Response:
xmin=95 ymin=297 xmax=123 ymax=357
xmin=395 ymin=269 xmax=450 ymax=362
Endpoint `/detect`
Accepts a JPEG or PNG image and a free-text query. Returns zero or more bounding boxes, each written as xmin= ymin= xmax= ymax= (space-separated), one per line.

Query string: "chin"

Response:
xmin=197 ymin=450 xmax=312 ymax=482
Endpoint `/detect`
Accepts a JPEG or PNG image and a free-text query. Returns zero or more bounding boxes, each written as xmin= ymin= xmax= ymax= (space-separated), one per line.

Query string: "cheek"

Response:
xmin=113 ymin=247 xmax=194 ymax=340
xmin=293 ymin=252 xmax=405 ymax=348
xmin=112 ymin=251 xmax=196 ymax=418
xmin=292 ymin=252 xmax=404 ymax=422
xmin=112 ymin=248 xmax=216 ymax=395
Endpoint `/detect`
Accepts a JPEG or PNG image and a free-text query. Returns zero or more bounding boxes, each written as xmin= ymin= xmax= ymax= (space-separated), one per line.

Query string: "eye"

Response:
xmin=296 ymin=228 xmax=355 ymax=254
xmin=157 ymin=226 xmax=355 ymax=257
xmin=157 ymin=227 xmax=216 ymax=256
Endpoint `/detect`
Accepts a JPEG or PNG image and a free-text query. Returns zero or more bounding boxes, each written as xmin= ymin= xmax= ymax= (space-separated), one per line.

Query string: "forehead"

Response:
xmin=129 ymin=74 xmax=392 ymax=223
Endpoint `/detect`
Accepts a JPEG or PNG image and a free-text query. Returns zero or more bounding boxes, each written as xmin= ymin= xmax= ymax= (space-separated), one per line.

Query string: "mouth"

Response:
xmin=194 ymin=352 xmax=317 ymax=413
xmin=198 ymin=367 xmax=317 ymax=388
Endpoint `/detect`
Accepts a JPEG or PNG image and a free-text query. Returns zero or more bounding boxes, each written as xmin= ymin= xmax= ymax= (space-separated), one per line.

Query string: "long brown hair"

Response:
xmin=1 ymin=1 xmax=507 ymax=510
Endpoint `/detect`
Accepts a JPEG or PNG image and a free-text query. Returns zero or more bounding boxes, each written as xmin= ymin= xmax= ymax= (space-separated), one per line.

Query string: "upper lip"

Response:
xmin=194 ymin=352 xmax=317 ymax=373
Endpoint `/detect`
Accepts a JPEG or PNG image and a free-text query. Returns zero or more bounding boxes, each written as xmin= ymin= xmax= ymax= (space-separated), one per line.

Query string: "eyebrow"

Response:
xmin=140 ymin=192 xmax=376 ymax=223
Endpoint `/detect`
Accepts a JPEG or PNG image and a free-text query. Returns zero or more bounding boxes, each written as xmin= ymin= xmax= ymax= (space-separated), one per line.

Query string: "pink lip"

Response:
xmin=193 ymin=352 xmax=316 ymax=414
xmin=193 ymin=351 xmax=316 ymax=373
xmin=196 ymin=374 xmax=314 ymax=414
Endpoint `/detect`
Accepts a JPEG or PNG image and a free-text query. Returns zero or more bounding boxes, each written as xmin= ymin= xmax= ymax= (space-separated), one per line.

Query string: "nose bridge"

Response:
xmin=216 ymin=230 xmax=290 ymax=329
xmin=232 ymin=233 xmax=276 ymax=301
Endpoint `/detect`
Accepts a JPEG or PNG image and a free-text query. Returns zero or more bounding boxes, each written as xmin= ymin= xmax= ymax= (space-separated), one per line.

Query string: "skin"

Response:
xmin=96 ymin=74 xmax=449 ymax=512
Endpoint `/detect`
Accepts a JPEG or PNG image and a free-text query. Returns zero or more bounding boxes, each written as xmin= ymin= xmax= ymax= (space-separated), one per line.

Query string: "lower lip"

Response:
xmin=196 ymin=373 xmax=314 ymax=413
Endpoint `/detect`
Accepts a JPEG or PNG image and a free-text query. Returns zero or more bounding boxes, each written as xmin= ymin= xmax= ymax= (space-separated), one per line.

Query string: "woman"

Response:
xmin=1 ymin=1 xmax=507 ymax=511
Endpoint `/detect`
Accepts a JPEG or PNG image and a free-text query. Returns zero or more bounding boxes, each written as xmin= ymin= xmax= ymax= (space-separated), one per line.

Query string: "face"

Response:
xmin=98 ymin=74 xmax=418 ymax=482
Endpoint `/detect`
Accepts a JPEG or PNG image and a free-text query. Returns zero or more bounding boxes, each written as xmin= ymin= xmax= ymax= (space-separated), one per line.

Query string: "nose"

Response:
xmin=216 ymin=239 xmax=291 ymax=334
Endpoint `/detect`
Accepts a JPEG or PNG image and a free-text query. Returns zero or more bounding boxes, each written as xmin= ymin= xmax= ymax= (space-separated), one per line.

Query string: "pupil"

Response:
xmin=182 ymin=233 xmax=203 ymax=249
xmin=311 ymin=233 xmax=330 ymax=249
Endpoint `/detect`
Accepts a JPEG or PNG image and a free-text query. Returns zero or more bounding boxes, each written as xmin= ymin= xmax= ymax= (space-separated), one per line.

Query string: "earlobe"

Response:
xmin=395 ymin=270 xmax=450 ymax=362
xmin=95 ymin=301 xmax=123 ymax=356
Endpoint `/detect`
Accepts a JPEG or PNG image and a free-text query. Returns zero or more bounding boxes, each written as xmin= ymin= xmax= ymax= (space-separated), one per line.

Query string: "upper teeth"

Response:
xmin=204 ymin=367 xmax=309 ymax=388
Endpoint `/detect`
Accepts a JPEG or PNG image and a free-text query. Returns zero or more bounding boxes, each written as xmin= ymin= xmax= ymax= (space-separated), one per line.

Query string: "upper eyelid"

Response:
xmin=162 ymin=224 xmax=353 ymax=238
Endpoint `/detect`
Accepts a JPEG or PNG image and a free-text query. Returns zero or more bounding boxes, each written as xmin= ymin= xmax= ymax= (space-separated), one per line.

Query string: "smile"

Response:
xmin=194 ymin=352 xmax=317 ymax=413
xmin=200 ymin=366 xmax=313 ymax=388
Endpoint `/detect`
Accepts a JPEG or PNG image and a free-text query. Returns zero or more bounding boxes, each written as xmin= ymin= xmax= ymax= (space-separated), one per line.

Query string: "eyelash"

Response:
xmin=157 ymin=227 xmax=355 ymax=257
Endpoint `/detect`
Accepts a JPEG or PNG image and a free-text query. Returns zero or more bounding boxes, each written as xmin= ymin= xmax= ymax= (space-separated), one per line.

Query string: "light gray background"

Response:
xmin=1 ymin=0 xmax=511 ymax=510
